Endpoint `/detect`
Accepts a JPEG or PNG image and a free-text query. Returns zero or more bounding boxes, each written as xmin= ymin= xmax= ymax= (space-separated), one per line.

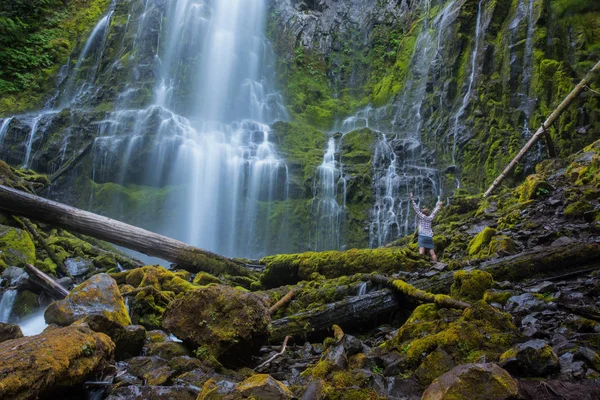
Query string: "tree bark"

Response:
xmin=24 ymin=264 xmax=69 ymax=300
xmin=484 ymin=60 xmax=600 ymax=197
xmin=0 ymin=185 xmax=249 ymax=276
xmin=270 ymin=289 xmax=398 ymax=341
xmin=269 ymin=288 xmax=297 ymax=314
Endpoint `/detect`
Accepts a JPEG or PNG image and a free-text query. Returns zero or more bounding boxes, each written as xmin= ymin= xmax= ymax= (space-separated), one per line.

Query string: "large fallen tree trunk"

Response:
xmin=411 ymin=242 xmax=600 ymax=294
xmin=484 ymin=60 xmax=600 ymax=197
xmin=25 ymin=264 xmax=69 ymax=300
xmin=270 ymin=289 xmax=399 ymax=341
xmin=0 ymin=185 xmax=249 ymax=276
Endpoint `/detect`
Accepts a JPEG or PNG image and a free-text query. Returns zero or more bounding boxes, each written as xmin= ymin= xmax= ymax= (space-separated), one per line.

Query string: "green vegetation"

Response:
xmin=0 ymin=0 xmax=111 ymax=115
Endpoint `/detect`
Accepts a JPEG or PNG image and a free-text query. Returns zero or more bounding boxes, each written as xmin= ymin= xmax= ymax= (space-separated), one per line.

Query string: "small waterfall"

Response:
xmin=59 ymin=10 xmax=114 ymax=107
xmin=22 ymin=115 xmax=43 ymax=169
xmin=311 ymin=136 xmax=346 ymax=251
xmin=0 ymin=289 xmax=17 ymax=323
xmin=357 ymin=282 xmax=367 ymax=296
xmin=451 ymin=0 xmax=487 ymax=163
xmin=0 ymin=117 xmax=13 ymax=148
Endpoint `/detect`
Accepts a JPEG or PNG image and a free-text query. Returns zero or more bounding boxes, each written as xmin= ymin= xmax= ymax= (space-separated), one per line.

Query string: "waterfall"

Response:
xmin=311 ymin=136 xmax=346 ymax=251
xmin=18 ymin=312 xmax=48 ymax=336
xmin=0 ymin=289 xmax=17 ymax=323
xmin=451 ymin=0 xmax=486 ymax=163
xmin=0 ymin=117 xmax=13 ymax=148
xmin=357 ymin=282 xmax=367 ymax=296
xmin=89 ymin=0 xmax=288 ymax=258
xmin=359 ymin=0 xmax=459 ymax=247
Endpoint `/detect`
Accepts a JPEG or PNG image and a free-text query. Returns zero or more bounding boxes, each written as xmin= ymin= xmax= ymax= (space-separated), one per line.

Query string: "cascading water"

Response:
xmin=349 ymin=0 xmax=460 ymax=248
xmin=0 ymin=289 xmax=17 ymax=323
xmin=450 ymin=0 xmax=488 ymax=163
xmin=0 ymin=117 xmax=12 ymax=148
xmin=89 ymin=0 xmax=288 ymax=258
xmin=311 ymin=136 xmax=346 ymax=251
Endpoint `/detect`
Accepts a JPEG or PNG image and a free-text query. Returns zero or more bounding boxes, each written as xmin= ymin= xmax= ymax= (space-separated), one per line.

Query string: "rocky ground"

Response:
xmin=0 ymin=141 xmax=599 ymax=399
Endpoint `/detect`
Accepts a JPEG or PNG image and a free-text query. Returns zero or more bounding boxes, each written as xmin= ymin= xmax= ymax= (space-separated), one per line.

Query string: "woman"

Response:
xmin=410 ymin=192 xmax=443 ymax=262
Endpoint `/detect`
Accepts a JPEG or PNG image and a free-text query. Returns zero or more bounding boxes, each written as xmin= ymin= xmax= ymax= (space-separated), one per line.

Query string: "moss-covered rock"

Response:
xmin=513 ymin=174 xmax=552 ymax=202
xmin=162 ymin=284 xmax=270 ymax=366
xmin=45 ymin=273 xmax=130 ymax=326
xmin=11 ymin=290 xmax=39 ymax=320
xmin=0 ymin=224 xmax=36 ymax=268
xmin=193 ymin=272 xmax=223 ymax=286
xmin=236 ymin=374 xmax=294 ymax=400
xmin=499 ymin=339 xmax=559 ymax=377
xmin=0 ymin=325 xmax=114 ymax=400
xmin=422 ymin=363 xmax=519 ymax=400
xmin=467 ymin=227 xmax=497 ymax=258
xmin=0 ymin=322 xmax=23 ymax=343
xmin=450 ymin=270 xmax=494 ymax=302
xmin=390 ymin=301 xmax=517 ymax=379
xmin=83 ymin=314 xmax=145 ymax=361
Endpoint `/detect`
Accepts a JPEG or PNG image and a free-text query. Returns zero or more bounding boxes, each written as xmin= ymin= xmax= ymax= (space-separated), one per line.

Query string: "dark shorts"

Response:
xmin=418 ymin=234 xmax=434 ymax=250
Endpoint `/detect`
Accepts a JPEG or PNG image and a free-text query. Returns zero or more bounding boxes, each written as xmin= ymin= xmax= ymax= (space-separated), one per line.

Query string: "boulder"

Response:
xmin=83 ymin=314 xmax=145 ymax=360
xmin=422 ymin=363 xmax=519 ymax=400
xmin=236 ymin=374 xmax=294 ymax=400
xmin=45 ymin=273 xmax=130 ymax=326
xmin=0 ymin=224 xmax=35 ymax=268
xmin=450 ymin=270 xmax=494 ymax=302
xmin=162 ymin=284 xmax=270 ymax=366
xmin=0 ymin=322 xmax=23 ymax=343
xmin=64 ymin=257 xmax=92 ymax=277
xmin=0 ymin=325 xmax=114 ymax=400
xmin=499 ymin=339 xmax=559 ymax=377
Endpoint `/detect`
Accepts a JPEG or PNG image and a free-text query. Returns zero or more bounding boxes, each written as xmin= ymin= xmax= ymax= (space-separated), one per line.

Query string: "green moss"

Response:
xmin=467 ymin=227 xmax=497 ymax=257
xmin=0 ymin=224 xmax=36 ymax=267
xmin=514 ymin=174 xmax=552 ymax=202
xmin=11 ymin=290 xmax=39 ymax=320
xmin=193 ymin=272 xmax=223 ymax=286
xmin=483 ymin=290 xmax=514 ymax=306
xmin=450 ymin=270 xmax=494 ymax=302
xmin=260 ymin=247 xmax=428 ymax=289
xmin=565 ymin=200 xmax=594 ymax=218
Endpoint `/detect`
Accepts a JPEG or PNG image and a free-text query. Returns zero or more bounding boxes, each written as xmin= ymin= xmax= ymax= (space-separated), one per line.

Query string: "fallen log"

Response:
xmin=485 ymin=60 xmax=600 ymax=197
xmin=270 ymin=289 xmax=399 ymax=341
xmin=410 ymin=242 xmax=600 ymax=294
xmin=24 ymin=264 xmax=69 ymax=300
xmin=363 ymin=274 xmax=470 ymax=309
xmin=0 ymin=185 xmax=250 ymax=276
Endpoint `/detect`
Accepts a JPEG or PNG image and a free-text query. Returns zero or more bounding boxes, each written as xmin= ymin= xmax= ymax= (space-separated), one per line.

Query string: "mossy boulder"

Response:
xmin=11 ymin=290 xmax=39 ymax=320
xmin=83 ymin=314 xmax=146 ymax=361
xmin=0 ymin=322 xmax=23 ymax=343
xmin=391 ymin=301 xmax=517 ymax=378
xmin=162 ymin=285 xmax=270 ymax=366
xmin=514 ymin=174 xmax=552 ymax=202
xmin=467 ymin=227 xmax=497 ymax=258
xmin=499 ymin=339 xmax=559 ymax=377
xmin=236 ymin=374 xmax=294 ymax=400
xmin=0 ymin=224 xmax=35 ymax=268
xmin=488 ymin=235 xmax=517 ymax=256
xmin=422 ymin=363 xmax=519 ymax=400
xmin=45 ymin=273 xmax=130 ymax=327
xmin=110 ymin=266 xmax=197 ymax=329
xmin=0 ymin=325 xmax=114 ymax=400
xmin=193 ymin=272 xmax=223 ymax=286
xmin=450 ymin=270 xmax=494 ymax=302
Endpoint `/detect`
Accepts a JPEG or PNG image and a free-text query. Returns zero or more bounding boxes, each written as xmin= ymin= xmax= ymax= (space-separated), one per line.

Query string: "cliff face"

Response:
xmin=0 ymin=0 xmax=598 ymax=254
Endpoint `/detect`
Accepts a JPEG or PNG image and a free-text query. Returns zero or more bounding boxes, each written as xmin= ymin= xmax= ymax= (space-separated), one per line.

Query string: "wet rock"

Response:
xmin=527 ymin=281 xmax=556 ymax=294
xmin=64 ymin=257 xmax=92 ymax=277
xmin=326 ymin=343 xmax=348 ymax=370
xmin=576 ymin=347 xmax=600 ymax=371
xmin=168 ymin=356 xmax=205 ymax=375
xmin=559 ymin=352 xmax=587 ymax=378
xmin=0 ymin=322 xmax=23 ymax=342
xmin=126 ymin=356 xmax=169 ymax=379
xmin=505 ymin=293 xmax=545 ymax=314
xmin=1 ymin=266 xmax=29 ymax=288
xmin=422 ymin=363 xmax=519 ymax=400
xmin=236 ymin=374 xmax=293 ymax=399
xmin=106 ymin=385 xmax=199 ymax=400
xmin=162 ymin=284 xmax=270 ymax=366
xmin=56 ymin=276 xmax=74 ymax=290
xmin=83 ymin=314 xmax=145 ymax=361
xmin=340 ymin=334 xmax=363 ymax=357
xmin=550 ymin=236 xmax=576 ymax=247
xmin=45 ymin=273 xmax=130 ymax=327
xmin=146 ymin=341 xmax=191 ymax=359
xmin=300 ymin=379 xmax=326 ymax=400
xmin=499 ymin=339 xmax=559 ymax=377
xmin=0 ymin=325 xmax=114 ymax=400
